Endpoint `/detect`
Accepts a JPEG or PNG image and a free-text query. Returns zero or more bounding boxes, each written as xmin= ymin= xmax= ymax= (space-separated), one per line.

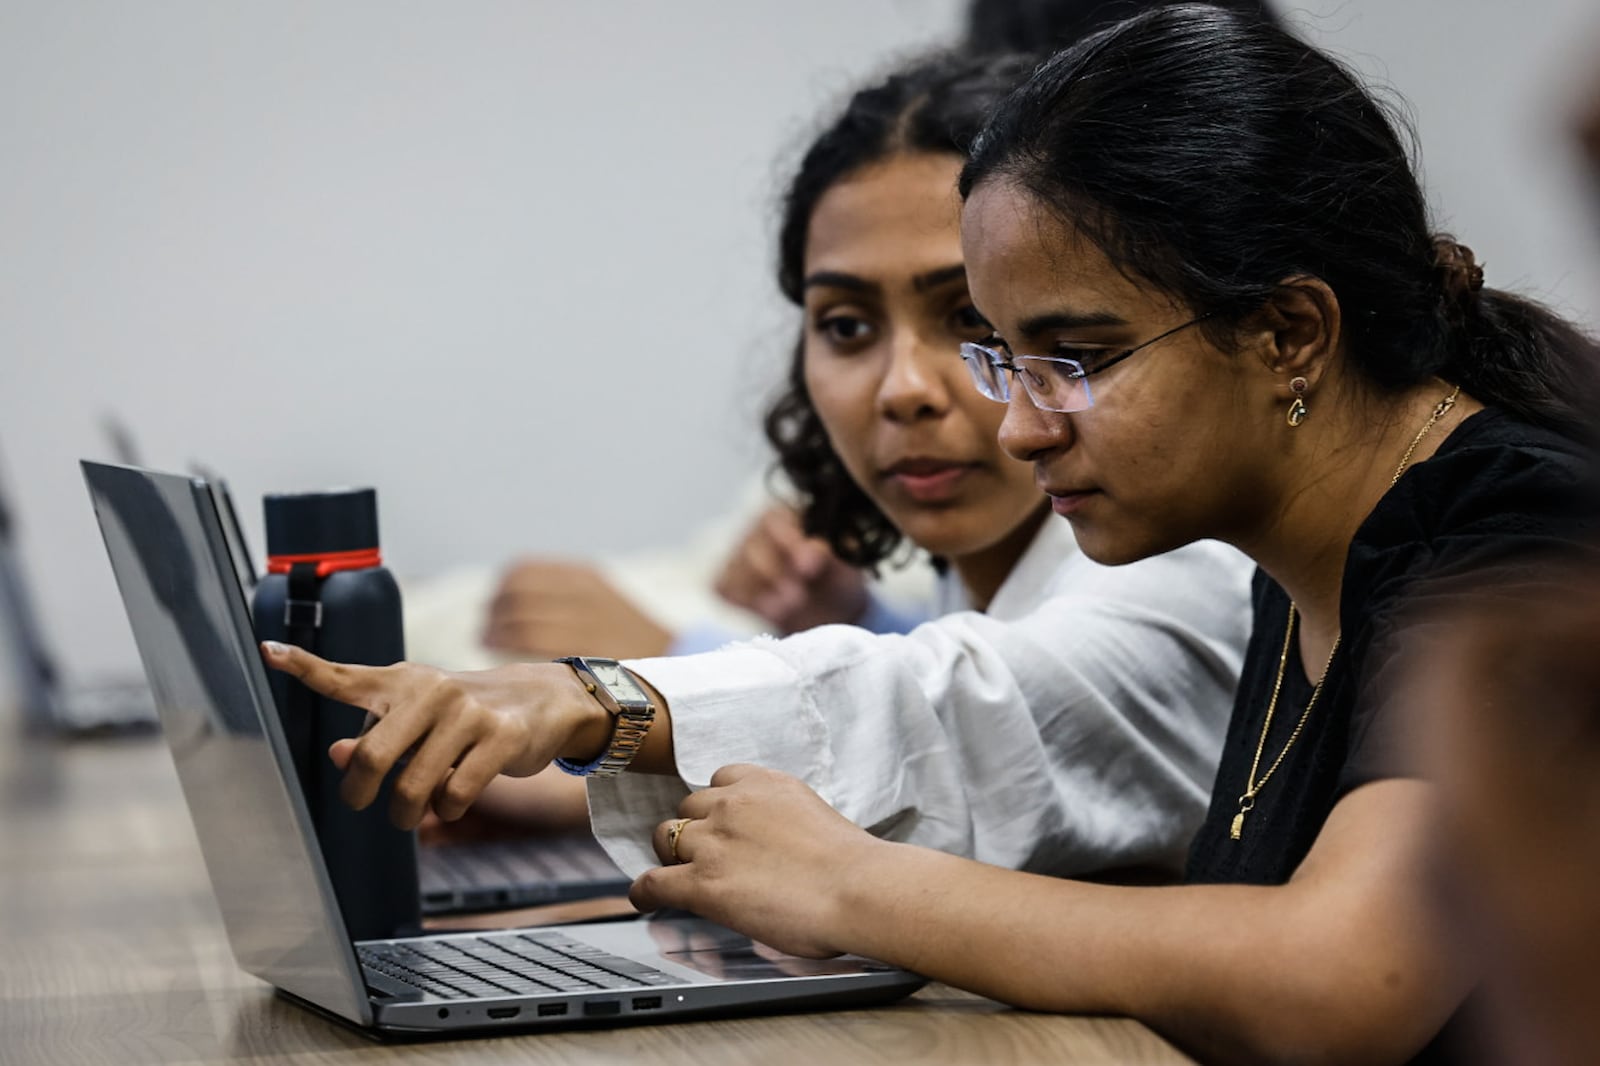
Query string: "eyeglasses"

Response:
xmin=958 ymin=312 xmax=1214 ymax=413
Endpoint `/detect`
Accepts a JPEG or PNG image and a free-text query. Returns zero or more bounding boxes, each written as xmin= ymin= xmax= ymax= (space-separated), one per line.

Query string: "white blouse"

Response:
xmin=590 ymin=516 xmax=1254 ymax=879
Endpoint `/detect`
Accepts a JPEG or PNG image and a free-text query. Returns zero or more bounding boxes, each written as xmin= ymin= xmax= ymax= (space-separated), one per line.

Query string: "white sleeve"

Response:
xmin=588 ymin=539 xmax=1252 ymax=879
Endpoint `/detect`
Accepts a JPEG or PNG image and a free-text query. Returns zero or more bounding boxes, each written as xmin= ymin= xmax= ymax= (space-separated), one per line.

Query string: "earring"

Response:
xmin=1286 ymin=376 xmax=1309 ymax=428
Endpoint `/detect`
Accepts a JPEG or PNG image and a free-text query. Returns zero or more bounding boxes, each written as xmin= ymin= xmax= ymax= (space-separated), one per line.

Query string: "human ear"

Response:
xmin=1246 ymin=276 xmax=1342 ymax=395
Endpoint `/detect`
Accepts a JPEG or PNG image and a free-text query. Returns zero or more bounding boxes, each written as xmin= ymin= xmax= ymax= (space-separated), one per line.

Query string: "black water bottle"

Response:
xmin=252 ymin=487 xmax=420 ymax=941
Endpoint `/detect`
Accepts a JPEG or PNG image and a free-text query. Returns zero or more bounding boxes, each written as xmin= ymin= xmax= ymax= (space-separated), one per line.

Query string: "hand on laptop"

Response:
xmin=482 ymin=559 xmax=674 ymax=659
xmin=628 ymin=764 xmax=887 ymax=960
xmin=260 ymin=641 xmax=637 ymax=830
xmin=713 ymin=505 xmax=869 ymax=635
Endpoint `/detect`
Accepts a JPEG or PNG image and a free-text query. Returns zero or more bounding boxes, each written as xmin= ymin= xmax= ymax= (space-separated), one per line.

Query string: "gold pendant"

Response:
xmin=1232 ymin=793 xmax=1256 ymax=842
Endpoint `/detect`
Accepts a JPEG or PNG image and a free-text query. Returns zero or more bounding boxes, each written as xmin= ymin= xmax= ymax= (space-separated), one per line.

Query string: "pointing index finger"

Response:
xmin=260 ymin=641 xmax=380 ymax=711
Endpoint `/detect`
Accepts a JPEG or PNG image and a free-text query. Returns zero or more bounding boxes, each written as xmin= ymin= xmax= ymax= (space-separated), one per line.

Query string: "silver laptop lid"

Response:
xmin=81 ymin=461 xmax=372 ymax=1026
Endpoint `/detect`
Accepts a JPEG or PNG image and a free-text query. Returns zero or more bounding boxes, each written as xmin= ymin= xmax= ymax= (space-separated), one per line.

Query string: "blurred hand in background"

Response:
xmin=481 ymin=560 xmax=674 ymax=660
xmin=712 ymin=504 xmax=869 ymax=636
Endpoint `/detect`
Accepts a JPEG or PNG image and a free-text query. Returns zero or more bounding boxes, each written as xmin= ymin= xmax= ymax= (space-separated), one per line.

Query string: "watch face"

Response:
xmin=590 ymin=660 xmax=646 ymax=703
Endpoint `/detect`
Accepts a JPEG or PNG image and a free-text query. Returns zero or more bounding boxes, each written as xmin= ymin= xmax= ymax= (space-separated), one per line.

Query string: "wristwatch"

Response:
xmin=552 ymin=656 xmax=656 ymax=777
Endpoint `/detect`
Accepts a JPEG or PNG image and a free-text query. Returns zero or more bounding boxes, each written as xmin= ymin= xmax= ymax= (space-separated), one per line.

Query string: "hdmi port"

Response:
xmin=486 ymin=1006 xmax=521 ymax=1020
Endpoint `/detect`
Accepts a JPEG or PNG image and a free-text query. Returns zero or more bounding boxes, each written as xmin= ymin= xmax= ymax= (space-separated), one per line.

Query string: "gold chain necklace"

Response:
xmin=1230 ymin=383 xmax=1461 ymax=842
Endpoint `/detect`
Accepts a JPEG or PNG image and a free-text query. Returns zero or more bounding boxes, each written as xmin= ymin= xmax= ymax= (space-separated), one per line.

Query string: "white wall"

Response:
xmin=3 ymin=1 xmax=1598 ymax=682
xmin=1288 ymin=1 xmax=1600 ymax=328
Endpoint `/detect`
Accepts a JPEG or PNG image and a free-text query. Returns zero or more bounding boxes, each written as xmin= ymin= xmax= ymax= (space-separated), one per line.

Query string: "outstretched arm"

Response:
xmin=631 ymin=768 xmax=1467 ymax=1066
xmin=260 ymin=641 xmax=677 ymax=828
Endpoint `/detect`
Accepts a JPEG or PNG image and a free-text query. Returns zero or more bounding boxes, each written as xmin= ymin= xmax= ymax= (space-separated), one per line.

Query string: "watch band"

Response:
xmin=552 ymin=656 xmax=656 ymax=778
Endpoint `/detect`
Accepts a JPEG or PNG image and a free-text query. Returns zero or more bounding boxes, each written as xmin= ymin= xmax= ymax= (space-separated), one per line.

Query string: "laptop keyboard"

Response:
xmin=360 ymin=930 xmax=678 ymax=1000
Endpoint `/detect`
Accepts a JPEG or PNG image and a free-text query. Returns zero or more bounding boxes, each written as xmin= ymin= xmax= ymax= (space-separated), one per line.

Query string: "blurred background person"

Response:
xmin=1406 ymin=572 xmax=1600 ymax=1066
xmin=1407 ymin=28 xmax=1600 ymax=1066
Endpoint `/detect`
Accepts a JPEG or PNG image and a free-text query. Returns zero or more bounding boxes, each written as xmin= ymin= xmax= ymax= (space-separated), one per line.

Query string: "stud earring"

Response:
xmin=1286 ymin=376 xmax=1309 ymax=428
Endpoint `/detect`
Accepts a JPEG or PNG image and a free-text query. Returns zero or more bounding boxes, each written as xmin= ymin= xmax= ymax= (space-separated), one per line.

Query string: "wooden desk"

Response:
xmin=0 ymin=728 xmax=1193 ymax=1065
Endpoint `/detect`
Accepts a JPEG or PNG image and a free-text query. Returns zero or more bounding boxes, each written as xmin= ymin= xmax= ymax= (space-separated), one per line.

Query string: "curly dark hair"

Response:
xmin=763 ymin=51 xmax=1035 ymax=569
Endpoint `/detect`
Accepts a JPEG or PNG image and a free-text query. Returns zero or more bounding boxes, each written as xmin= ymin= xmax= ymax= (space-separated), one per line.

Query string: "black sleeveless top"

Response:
xmin=1184 ymin=408 xmax=1600 ymax=1063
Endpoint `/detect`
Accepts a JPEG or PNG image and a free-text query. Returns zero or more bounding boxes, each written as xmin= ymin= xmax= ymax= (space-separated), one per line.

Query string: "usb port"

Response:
xmin=631 ymin=996 xmax=662 ymax=1011
xmin=582 ymin=999 xmax=621 ymax=1017
xmin=486 ymin=1006 xmax=520 ymax=1020
xmin=537 ymin=1003 xmax=568 ymax=1017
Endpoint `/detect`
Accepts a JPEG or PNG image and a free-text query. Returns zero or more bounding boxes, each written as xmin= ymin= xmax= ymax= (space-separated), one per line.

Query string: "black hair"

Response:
xmin=764 ymin=52 xmax=1036 ymax=569
xmin=964 ymin=0 xmax=1279 ymax=55
xmin=960 ymin=4 xmax=1600 ymax=440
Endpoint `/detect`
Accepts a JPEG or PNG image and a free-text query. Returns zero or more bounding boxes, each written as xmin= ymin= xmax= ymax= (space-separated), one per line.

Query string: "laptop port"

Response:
xmin=537 ymin=1003 xmax=568 ymax=1017
xmin=631 ymin=996 xmax=662 ymax=1011
xmin=487 ymin=1006 xmax=520 ymax=1020
xmin=582 ymin=999 xmax=621 ymax=1017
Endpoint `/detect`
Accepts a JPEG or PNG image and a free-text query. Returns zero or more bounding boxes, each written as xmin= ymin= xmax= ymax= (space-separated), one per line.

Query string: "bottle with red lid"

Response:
xmin=253 ymin=486 xmax=419 ymax=940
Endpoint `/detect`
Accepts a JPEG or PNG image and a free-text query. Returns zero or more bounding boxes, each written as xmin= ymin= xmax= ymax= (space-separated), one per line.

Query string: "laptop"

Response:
xmin=82 ymin=460 xmax=923 ymax=1034
xmin=0 ymin=447 xmax=155 ymax=733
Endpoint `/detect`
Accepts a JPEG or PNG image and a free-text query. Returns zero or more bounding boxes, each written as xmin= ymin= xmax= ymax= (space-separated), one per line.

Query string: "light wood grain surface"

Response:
xmin=0 ymin=726 xmax=1195 ymax=1065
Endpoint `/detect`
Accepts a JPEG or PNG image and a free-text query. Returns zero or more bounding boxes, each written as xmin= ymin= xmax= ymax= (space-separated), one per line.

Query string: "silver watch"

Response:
xmin=552 ymin=657 xmax=655 ymax=777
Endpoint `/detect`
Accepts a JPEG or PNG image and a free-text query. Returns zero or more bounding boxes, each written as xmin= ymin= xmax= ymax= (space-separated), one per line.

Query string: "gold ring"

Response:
xmin=665 ymin=817 xmax=693 ymax=864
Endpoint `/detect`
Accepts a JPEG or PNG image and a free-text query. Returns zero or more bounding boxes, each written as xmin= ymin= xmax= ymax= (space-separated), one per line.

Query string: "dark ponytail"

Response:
xmin=961 ymin=4 xmax=1600 ymax=439
xmin=1431 ymin=238 xmax=1600 ymax=437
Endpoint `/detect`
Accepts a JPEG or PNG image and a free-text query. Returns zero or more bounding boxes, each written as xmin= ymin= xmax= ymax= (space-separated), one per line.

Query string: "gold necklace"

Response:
xmin=1230 ymin=383 xmax=1461 ymax=843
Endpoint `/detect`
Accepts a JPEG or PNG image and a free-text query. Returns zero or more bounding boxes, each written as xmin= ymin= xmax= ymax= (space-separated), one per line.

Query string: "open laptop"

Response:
xmin=82 ymin=460 xmax=923 ymax=1034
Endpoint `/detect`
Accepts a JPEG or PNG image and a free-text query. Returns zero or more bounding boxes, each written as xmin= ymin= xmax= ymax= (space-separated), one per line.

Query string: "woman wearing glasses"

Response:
xmin=265 ymin=52 xmax=1251 ymax=889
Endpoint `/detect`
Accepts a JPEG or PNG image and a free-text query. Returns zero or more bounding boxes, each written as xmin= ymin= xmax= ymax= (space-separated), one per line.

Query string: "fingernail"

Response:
xmin=262 ymin=641 xmax=289 ymax=656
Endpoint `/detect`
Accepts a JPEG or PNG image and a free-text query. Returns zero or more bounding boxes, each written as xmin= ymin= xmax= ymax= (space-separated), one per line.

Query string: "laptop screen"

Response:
xmin=81 ymin=461 xmax=372 ymax=1026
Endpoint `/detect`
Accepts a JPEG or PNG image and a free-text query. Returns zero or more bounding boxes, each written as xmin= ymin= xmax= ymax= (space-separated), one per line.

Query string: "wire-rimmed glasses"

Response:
xmin=959 ymin=312 xmax=1214 ymax=412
